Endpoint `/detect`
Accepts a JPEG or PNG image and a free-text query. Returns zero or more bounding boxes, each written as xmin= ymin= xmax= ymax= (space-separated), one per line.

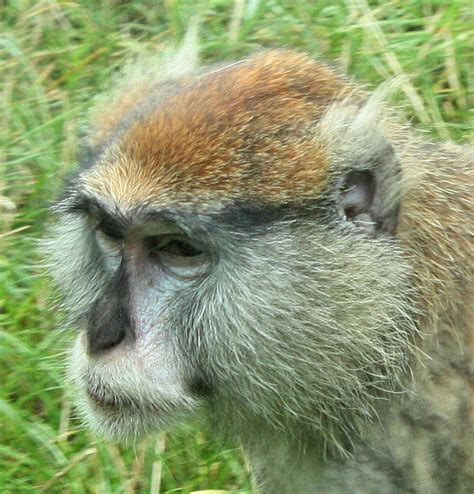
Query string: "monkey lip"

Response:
xmin=86 ymin=386 xmax=144 ymax=413
xmin=86 ymin=386 xmax=122 ymax=411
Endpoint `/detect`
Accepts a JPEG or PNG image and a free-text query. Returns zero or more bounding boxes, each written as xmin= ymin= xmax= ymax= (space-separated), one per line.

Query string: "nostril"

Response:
xmin=88 ymin=324 xmax=127 ymax=355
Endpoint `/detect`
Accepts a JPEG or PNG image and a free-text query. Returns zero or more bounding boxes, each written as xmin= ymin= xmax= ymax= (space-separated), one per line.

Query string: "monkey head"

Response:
xmin=44 ymin=50 xmax=417 ymax=451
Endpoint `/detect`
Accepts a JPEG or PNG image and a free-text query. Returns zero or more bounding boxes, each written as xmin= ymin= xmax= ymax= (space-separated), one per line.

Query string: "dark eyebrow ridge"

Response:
xmin=57 ymin=194 xmax=196 ymax=239
xmin=59 ymin=194 xmax=130 ymax=240
xmin=57 ymin=193 xmax=331 ymax=240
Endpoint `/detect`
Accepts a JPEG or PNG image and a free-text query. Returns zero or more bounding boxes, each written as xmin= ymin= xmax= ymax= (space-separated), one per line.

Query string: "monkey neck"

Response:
xmin=243 ymin=430 xmax=327 ymax=493
xmin=237 ymin=411 xmax=406 ymax=494
xmin=398 ymin=140 xmax=472 ymax=339
xmin=237 ymin=390 xmax=471 ymax=494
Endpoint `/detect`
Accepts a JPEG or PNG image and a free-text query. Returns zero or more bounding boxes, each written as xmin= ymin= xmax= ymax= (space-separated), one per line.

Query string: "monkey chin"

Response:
xmin=68 ymin=335 xmax=199 ymax=444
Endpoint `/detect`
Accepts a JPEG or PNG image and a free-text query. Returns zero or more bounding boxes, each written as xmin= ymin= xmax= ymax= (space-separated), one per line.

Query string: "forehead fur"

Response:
xmin=82 ymin=50 xmax=358 ymax=207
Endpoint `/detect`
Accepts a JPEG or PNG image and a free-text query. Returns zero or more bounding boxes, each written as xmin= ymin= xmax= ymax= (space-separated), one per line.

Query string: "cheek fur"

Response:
xmin=193 ymin=225 xmax=417 ymax=450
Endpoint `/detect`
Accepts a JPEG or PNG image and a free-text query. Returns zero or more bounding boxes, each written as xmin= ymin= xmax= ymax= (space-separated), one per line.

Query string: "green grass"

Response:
xmin=1 ymin=1 xmax=472 ymax=492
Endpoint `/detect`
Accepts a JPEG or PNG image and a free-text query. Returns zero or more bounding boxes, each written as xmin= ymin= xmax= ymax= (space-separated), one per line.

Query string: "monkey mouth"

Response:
xmin=86 ymin=385 xmax=147 ymax=413
xmin=85 ymin=383 xmax=178 ymax=417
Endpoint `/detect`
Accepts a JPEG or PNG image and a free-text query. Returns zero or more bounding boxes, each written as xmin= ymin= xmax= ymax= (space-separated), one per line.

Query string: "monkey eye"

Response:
xmin=145 ymin=234 xmax=207 ymax=273
xmin=156 ymin=237 xmax=203 ymax=257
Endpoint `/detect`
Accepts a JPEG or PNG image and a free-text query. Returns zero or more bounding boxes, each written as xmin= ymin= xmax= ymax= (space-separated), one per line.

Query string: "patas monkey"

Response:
xmin=44 ymin=47 xmax=473 ymax=493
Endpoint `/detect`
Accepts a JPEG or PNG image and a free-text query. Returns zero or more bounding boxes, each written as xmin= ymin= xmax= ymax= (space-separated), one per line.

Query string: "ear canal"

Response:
xmin=339 ymin=171 xmax=375 ymax=218
xmin=337 ymin=149 xmax=401 ymax=237
xmin=338 ymin=171 xmax=377 ymax=236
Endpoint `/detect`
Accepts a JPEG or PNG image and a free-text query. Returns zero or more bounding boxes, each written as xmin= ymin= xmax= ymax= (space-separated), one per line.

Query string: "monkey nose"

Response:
xmin=86 ymin=261 xmax=134 ymax=356
xmin=86 ymin=303 xmax=132 ymax=356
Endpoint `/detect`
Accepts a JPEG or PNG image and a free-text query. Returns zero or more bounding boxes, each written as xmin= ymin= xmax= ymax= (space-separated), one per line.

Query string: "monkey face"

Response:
xmin=45 ymin=196 xmax=413 ymax=445
xmin=44 ymin=50 xmax=416 ymax=445
xmin=47 ymin=208 xmax=213 ymax=440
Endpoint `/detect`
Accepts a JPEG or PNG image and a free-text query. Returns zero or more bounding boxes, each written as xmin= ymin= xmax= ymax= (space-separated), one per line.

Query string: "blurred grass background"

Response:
xmin=1 ymin=0 xmax=472 ymax=492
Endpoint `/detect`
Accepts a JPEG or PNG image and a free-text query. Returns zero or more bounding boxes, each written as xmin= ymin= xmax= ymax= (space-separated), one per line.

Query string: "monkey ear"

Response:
xmin=320 ymin=96 xmax=403 ymax=237
xmin=335 ymin=149 xmax=401 ymax=238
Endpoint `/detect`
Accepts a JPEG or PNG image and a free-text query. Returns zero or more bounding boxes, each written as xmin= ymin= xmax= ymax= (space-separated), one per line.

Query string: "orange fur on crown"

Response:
xmin=82 ymin=50 xmax=360 ymax=208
